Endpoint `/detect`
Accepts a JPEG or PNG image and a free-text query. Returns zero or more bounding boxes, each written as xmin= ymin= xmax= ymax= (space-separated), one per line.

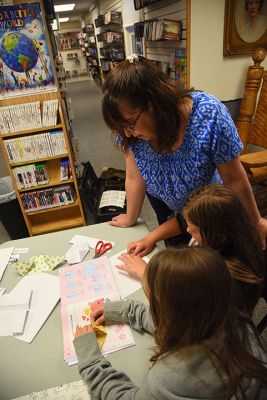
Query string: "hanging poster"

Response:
xmin=0 ymin=3 xmax=56 ymax=98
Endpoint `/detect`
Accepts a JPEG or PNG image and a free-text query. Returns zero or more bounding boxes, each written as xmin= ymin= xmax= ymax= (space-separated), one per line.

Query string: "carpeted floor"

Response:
xmin=0 ymin=78 xmax=266 ymax=342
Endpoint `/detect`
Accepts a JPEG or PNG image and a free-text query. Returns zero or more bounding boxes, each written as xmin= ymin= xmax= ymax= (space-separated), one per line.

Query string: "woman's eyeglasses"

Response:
xmin=125 ymin=109 xmax=143 ymax=133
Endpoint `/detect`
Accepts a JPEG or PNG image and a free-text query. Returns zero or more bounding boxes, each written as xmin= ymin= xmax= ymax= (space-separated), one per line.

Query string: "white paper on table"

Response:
xmin=13 ymin=248 xmax=29 ymax=254
xmin=9 ymin=272 xmax=60 ymax=343
xmin=12 ymin=379 xmax=91 ymax=400
xmin=65 ymin=241 xmax=89 ymax=264
xmin=0 ymin=288 xmax=5 ymax=296
xmin=69 ymin=235 xmax=115 ymax=252
xmin=0 ymin=289 xmax=32 ymax=336
xmin=0 ymin=247 xmax=14 ymax=280
xmin=109 ymin=250 xmax=150 ymax=298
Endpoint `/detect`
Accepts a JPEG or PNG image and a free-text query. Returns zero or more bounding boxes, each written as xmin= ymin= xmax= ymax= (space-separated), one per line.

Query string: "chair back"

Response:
xmin=236 ymin=48 xmax=266 ymax=151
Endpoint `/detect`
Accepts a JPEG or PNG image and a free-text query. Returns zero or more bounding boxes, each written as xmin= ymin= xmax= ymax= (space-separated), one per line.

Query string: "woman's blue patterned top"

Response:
xmin=129 ymin=91 xmax=243 ymax=212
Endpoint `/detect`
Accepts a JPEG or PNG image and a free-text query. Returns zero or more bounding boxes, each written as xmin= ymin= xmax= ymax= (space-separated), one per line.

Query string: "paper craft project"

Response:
xmin=109 ymin=250 xmax=150 ymax=298
xmin=14 ymin=255 xmax=65 ymax=276
xmin=0 ymin=247 xmax=14 ymax=280
xmin=65 ymin=241 xmax=89 ymax=264
xmin=9 ymin=272 xmax=60 ymax=343
xmin=13 ymin=379 xmax=91 ymax=400
xmin=59 ymin=256 xmax=135 ymax=366
xmin=69 ymin=235 xmax=115 ymax=251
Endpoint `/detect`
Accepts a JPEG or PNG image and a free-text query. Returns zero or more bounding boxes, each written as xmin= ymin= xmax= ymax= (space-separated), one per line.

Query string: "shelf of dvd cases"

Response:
xmin=0 ymin=92 xmax=85 ymax=236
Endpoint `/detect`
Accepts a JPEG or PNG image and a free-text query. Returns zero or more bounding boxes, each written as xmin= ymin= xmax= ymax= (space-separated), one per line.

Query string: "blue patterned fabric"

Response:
xmin=129 ymin=91 xmax=243 ymax=212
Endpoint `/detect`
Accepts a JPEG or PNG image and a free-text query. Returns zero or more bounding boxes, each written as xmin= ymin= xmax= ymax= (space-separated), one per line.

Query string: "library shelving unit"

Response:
xmin=0 ymin=92 xmax=86 ymax=236
xmin=0 ymin=0 xmax=85 ymax=236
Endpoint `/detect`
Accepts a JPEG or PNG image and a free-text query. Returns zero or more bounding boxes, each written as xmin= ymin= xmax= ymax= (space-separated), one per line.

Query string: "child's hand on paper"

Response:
xmin=116 ymin=253 xmax=147 ymax=280
xmin=127 ymin=237 xmax=155 ymax=257
xmin=90 ymin=306 xmax=105 ymax=326
xmin=74 ymin=324 xmax=93 ymax=338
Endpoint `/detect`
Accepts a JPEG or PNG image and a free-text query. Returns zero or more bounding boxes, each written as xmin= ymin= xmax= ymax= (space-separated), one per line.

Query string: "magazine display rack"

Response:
xmin=0 ymin=1 xmax=85 ymax=236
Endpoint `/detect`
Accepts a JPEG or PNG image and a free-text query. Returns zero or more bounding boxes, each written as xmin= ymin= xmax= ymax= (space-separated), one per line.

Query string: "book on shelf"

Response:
xmin=104 ymin=11 xmax=121 ymax=25
xmin=59 ymin=32 xmax=79 ymax=50
xmin=0 ymin=100 xmax=59 ymax=134
xmin=60 ymin=158 xmax=72 ymax=181
xmin=174 ymin=48 xmax=187 ymax=85
xmin=13 ymin=162 xmax=49 ymax=189
xmin=20 ymin=184 xmax=76 ymax=213
xmin=160 ymin=19 xmax=182 ymax=40
xmin=4 ymin=130 xmax=66 ymax=163
xmin=135 ymin=19 xmax=182 ymax=41
xmin=0 ymin=3 xmax=56 ymax=99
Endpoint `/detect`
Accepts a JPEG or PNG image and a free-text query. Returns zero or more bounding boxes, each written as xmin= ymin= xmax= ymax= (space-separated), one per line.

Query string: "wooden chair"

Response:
xmin=236 ymin=49 xmax=267 ymax=333
xmin=236 ymin=48 xmax=267 ymax=216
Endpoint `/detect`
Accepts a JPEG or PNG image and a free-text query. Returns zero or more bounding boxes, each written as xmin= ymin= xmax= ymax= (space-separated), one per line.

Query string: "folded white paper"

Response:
xmin=0 ymin=247 xmax=14 ymax=280
xmin=109 ymin=250 xmax=150 ymax=298
xmin=0 ymin=289 xmax=32 ymax=336
xmin=9 ymin=273 xmax=60 ymax=343
xmin=65 ymin=241 xmax=89 ymax=264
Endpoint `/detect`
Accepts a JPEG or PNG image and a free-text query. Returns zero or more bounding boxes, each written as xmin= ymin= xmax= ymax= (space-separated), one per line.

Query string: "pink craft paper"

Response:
xmin=59 ymin=256 xmax=135 ymax=365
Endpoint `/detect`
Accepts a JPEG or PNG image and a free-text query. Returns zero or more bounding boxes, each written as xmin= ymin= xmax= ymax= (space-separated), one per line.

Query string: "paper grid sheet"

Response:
xmin=59 ymin=256 xmax=135 ymax=365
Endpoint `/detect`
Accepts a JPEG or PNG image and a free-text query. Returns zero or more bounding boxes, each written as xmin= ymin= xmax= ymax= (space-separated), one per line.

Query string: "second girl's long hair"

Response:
xmin=145 ymin=247 xmax=267 ymax=398
xmin=182 ymin=184 xmax=264 ymax=284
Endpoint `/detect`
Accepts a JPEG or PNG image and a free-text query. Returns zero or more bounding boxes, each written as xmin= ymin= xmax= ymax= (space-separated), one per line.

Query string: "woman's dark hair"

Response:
xmin=183 ymin=184 xmax=265 ymax=312
xmin=102 ymin=56 xmax=191 ymax=152
xmin=145 ymin=246 xmax=267 ymax=398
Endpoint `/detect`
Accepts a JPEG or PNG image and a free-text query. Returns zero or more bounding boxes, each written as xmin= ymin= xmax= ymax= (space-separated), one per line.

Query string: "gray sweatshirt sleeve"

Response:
xmin=73 ymin=332 xmax=149 ymax=400
xmin=104 ymin=299 xmax=155 ymax=334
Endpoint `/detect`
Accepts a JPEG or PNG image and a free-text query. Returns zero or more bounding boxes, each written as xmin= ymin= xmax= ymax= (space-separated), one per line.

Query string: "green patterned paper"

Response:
xmin=14 ymin=255 xmax=65 ymax=276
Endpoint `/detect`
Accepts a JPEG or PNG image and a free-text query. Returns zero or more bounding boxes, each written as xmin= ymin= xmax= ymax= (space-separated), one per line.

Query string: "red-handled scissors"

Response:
xmin=93 ymin=240 xmax=112 ymax=259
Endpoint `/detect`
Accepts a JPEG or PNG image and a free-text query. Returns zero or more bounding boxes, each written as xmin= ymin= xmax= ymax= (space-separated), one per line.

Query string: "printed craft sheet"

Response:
xmin=59 ymin=256 xmax=135 ymax=365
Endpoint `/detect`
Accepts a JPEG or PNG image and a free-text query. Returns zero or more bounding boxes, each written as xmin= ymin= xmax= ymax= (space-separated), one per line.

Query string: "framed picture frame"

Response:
xmin=223 ymin=0 xmax=267 ymax=56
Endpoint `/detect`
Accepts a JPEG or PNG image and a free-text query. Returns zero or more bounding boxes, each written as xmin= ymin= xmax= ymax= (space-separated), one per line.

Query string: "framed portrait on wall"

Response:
xmin=224 ymin=0 xmax=267 ymax=56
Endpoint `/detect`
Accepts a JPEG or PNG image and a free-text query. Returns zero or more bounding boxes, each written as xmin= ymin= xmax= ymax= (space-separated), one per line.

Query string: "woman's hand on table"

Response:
xmin=127 ymin=237 xmax=155 ymax=257
xmin=74 ymin=324 xmax=93 ymax=338
xmin=90 ymin=306 xmax=105 ymax=326
xmin=116 ymin=253 xmax=147 ymax=280
xmin=108 ymin=214 xmax=136 ymax=228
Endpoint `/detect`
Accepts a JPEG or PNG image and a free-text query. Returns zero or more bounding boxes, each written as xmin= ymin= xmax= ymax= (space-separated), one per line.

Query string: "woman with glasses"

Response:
xmin=102 ymin=54 xmax=267 ymax=251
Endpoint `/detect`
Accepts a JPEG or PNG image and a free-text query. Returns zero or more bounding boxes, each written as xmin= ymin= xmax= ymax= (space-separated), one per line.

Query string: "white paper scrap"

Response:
xmin=13 ymin=248 xmax=29 ymax=254
xmin=109 ymin=250 xmax=150 ymax=298
xmin=69 ymin=235 xmax=115 ymax=252
xmin=9 ymin=273 xmax=60 ymax=343
xmin=0 ymin=247 xmax=14 ymax=280
xmin=65 ymin=241 xmax=89 ymax=264
xmin=0 ymin=287 xmax=5 ymax=296
xmin=12 ymin=379 xmax=91 ymax=400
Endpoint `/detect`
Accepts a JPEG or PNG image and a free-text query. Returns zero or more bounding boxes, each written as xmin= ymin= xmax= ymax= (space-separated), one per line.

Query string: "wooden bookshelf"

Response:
xmin=0 ymin=0 xmax=85 ymax=236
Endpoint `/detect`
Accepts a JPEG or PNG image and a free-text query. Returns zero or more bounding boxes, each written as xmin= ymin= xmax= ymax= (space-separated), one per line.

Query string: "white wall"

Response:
xmin=190 ymin=0 xmax=267 ymax=101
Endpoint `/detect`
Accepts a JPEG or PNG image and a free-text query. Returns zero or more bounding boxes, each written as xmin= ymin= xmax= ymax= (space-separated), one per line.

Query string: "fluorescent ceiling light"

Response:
xmin=59 ymin=17 xmax=69 ymax=22
xmin=54 ymin=4 xmax=75 ymax=12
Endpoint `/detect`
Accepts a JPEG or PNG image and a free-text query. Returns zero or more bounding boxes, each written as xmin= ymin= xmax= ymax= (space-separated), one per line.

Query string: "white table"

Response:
xmin=0 ymin=221 xmax=156 ymax=400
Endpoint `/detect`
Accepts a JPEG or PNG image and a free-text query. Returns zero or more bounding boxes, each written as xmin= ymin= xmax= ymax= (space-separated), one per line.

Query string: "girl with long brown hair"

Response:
xmin=118 ymin=184 xmax=265 ymax=314
xmin=74 ymin=247 xmax=267 ymax=399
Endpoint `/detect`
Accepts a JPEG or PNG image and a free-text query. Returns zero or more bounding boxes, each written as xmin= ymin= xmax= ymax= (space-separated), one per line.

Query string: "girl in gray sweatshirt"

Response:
xmin=73 ymin=246 xmax=267 ymax=399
